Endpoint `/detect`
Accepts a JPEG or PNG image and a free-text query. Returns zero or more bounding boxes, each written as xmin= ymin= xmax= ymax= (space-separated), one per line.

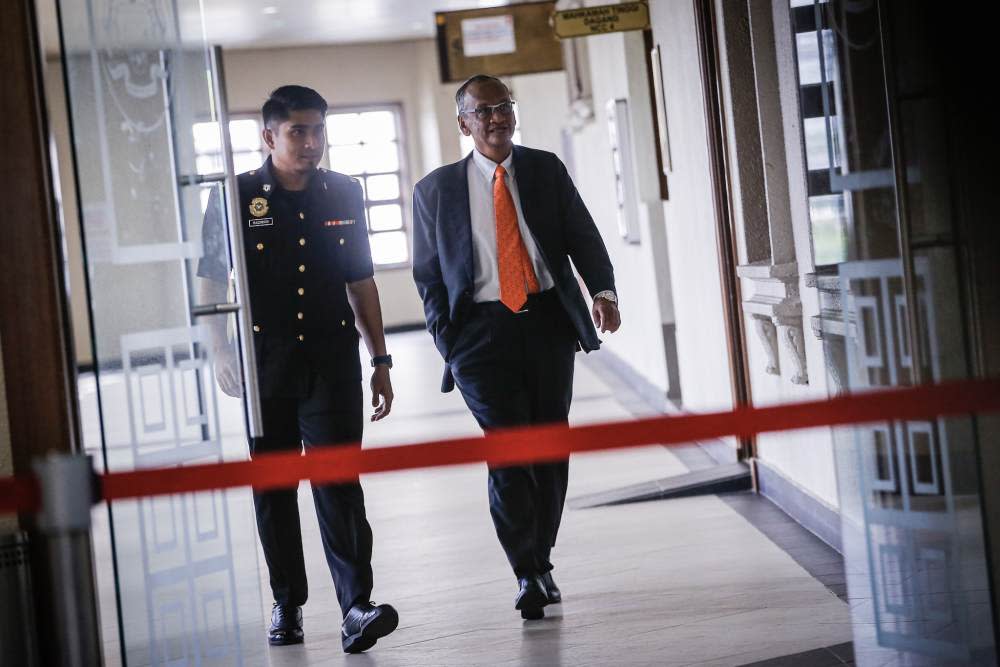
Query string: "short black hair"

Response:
xmin=262 ymin=85 xmax=328 ymax=127
xmin=455 ymin=74 xmax=508 ymax=112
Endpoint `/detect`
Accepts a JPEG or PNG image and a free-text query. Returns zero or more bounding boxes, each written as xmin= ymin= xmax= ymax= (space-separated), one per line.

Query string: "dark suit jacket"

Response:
xmin=412 ymin=145 xmax=616 ymax=392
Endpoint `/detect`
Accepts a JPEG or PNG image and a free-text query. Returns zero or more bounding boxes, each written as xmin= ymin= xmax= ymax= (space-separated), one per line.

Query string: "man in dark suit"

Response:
xmin=412 ymin=74 xmax=620 ymax=620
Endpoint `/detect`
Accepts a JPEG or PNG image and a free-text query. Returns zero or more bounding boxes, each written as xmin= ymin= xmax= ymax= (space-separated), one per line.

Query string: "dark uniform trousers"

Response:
xmin=250 ymin=371 xmax=373 ymax=617
xmin=195 ymin=159 xmax=380 ymax=619
xmin=449 ymin=289 xmax=577 ymax=578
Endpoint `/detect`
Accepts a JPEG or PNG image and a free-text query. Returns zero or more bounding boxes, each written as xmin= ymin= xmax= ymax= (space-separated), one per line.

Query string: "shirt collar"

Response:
xmin=259 ymin=155 xmax=323 ymax=196
xmin=471 ymin=148 xmax=514 ymax=183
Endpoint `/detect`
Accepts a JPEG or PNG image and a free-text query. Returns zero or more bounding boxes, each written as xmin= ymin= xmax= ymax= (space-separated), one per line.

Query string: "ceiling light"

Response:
xmin=262 ymin=6 xmax=279 ymax=14
xmin=477 ymin=0 xmax=508 ymax=7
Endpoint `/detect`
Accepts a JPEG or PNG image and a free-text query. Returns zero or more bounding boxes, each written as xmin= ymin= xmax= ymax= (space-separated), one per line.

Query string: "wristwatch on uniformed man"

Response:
xmin=594 ymin=290 xmax=617 ymax=305
xmin=371 ymin=355 xmax=393 ymax=369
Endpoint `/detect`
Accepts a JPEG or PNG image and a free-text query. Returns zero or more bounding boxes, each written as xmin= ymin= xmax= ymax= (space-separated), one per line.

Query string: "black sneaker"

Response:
xmin=341 ymin=602 xmax=399 ymax=654
xmin=268 ymin=603 xmax=304 ymax=646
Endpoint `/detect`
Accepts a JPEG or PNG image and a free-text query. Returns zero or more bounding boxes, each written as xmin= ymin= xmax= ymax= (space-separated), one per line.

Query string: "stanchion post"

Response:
xmin=32 ymin=453 xmax=101 ymax=667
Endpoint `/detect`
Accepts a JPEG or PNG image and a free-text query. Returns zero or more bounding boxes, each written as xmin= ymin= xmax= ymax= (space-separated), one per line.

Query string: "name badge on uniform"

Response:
xmin=324 ymin=219 xmax=355 ymax=227
xmin=249 ymin=217 xmax=273 ymax=228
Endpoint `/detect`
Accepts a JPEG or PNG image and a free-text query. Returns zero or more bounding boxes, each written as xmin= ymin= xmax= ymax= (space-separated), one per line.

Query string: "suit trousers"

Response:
xmin=249 ymin=373 xmax=373 ymax=617
xmin=449 ymin=289 xmax=577 ymax=578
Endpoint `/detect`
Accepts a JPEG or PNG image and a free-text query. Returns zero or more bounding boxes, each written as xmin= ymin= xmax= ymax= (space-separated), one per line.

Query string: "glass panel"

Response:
xmin=364 ymin=142 xmax=400 ymax=174
xmin=368 ymin=204 xmax=403 ymax=232
xmin=330 ymin=144 xmax=365 ymax=175
xmin=365 ymin=174 xmax=400 ymax=201
xmin=193 ymin=121 xmax=221 ymax=154
xmin=326 ymin=112 xmax=362 ymax=146
xmin=196 ymin=154 xmax=222 ymax=176
xmin=802 ymin=1 xmax=998 ymax=662
xmin=56 ymin=0 xmax=264 ymax=662
xmin=808 ymin=194 xmax=848 ymax=266
xmin=369 ymin=231 xmax=408 ymax=265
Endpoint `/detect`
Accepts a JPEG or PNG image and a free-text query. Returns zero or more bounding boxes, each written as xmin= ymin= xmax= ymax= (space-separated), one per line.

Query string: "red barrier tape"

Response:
xmin=2 ymin=378 xmax=999 ymax=515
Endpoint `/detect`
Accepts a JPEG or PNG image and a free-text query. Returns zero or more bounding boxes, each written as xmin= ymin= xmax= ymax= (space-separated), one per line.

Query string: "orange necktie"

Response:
xmin=494 ymin=164 xmax=540 ymax=312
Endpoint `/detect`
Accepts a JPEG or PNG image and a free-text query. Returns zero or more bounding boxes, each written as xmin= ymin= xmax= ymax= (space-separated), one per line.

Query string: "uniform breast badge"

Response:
xmin=250 ymin=197 xmax=269 ymax=218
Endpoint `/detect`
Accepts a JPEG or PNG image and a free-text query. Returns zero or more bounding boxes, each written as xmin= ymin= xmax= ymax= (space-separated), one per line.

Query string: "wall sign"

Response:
xmin=551 ymin=1 xmax=650 ymax=39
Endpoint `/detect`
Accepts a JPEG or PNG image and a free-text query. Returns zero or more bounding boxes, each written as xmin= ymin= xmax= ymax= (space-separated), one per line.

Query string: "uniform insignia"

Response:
xmin=250 ymin=197 xmax=269 ymax=217
xmin=249 ymin=217 xmax=273 ymax=228
xmin=263 ymin=183 xmax=272 ymax=192
xmin=324 ymin=219 xmax=355 ymax=227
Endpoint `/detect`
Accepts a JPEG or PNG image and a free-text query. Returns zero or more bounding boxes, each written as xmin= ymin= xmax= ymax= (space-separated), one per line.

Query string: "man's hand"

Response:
xmin=592 ymin=297 xmax=621 ymax=333
xmin=213 ymin=346 xmax=243 ymax=398
xmin=370 ymin=365 xmax=394 ymax=422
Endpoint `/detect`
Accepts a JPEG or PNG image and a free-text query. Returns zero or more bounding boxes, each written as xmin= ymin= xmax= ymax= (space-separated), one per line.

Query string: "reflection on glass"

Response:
xmin=368 ymin=204 xmax=403 ymax=232
xmin=365 ymin=174 xmax=400 ymax=201
xmin=369 ymin=231 xmax=408 ymax=265
xmin=808 ymin=195 xmax=848 ymax=265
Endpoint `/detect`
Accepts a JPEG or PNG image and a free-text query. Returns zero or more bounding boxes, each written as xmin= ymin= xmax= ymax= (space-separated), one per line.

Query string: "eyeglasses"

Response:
xmin=460 ymin=100 xmax=517 ymax=120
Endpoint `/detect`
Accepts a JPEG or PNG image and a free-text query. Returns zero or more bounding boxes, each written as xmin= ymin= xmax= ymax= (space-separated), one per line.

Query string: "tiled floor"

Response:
xmin=82 ymin=330 xmax=853 ymax=666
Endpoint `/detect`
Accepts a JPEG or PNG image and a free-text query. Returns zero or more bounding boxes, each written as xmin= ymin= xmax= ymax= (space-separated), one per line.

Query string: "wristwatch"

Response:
xmin=594 ymin=290 xmax=617 ymax=305
xmin=371 ymin=354 xmax=393 ymax=369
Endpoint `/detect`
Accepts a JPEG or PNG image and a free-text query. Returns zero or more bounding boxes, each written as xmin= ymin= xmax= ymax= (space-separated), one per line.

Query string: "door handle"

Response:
xmin=210 ymin=45 xmax=264 ymax=438
xmin=191 ymin=302 xmax=241 ymax=318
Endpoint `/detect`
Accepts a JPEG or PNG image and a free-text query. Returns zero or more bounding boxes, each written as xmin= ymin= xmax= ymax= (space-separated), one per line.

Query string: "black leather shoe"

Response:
xmin=341 ymin=602 xmax=399 ymax=654
xmin=268 ymin=603 xmax=304 ymax=646
xmin=541 ymin=571 xmax=562 ymax=604
xmin=514 ymin=575 xmax=549 ymax=620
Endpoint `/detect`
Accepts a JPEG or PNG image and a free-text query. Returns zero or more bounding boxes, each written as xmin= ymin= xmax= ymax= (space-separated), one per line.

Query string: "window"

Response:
xmin=192 ymin=116 xmax=267 ymax=213
xmin=192 ymin=116 xmax=266 ymax=176
xmin=326 ymin=106 xmax=409 ymax=267
xmin=789 ymin=0 xmax=849 ymax=266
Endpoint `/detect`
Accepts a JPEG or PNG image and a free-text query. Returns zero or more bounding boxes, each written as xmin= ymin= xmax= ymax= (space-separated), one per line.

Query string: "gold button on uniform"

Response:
xmin=297 ymin=287 xmax=305 ymax=296
xmin=298 ymin=212 xmax=305 ymax=220
xmin=299 ymin=237 xmax=306 ymax=246
xmin=298 ymin=264 xmax=305 ymax=273
xmin=256 ymin=243 xmax=264 ymax=251
xmin=298 ymin=334 xmax=304 ymax=341
xmin=297 ymin=312 xmax=304 ymax=320
xmin=253 ymin=325 xmax=261 ymax=332
xmin=339 ymin=238 xmax=345 ymax=246
xmin=341 ymin=320 xmax=347 ymax=327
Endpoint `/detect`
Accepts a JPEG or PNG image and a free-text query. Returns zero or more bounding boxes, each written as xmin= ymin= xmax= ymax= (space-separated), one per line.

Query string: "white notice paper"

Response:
xmin=461 ymin=15 xmax=517 ymax=57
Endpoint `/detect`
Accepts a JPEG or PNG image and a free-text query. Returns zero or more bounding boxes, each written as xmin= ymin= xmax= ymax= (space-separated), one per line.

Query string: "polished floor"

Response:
xmin=81 ymin=331 xmax=852 ymax=666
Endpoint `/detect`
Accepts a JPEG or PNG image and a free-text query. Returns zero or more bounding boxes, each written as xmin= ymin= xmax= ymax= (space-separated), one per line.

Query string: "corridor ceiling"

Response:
xmin=36 ymin=0 xmax=517 ymax=53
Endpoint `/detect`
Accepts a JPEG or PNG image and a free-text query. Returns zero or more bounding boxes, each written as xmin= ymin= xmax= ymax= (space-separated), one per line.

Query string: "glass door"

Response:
xmin=55 ymin=1 xmax=265 ymax=664
xmin=790 ymin=0 xmax=997 ymax=663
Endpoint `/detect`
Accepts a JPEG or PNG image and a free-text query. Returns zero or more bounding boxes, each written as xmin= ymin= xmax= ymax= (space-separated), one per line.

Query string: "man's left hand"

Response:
xmin=592 ymin=297 xmax=621 ymax=333
xmin=370 ymin=365 xmax=394 ymax=421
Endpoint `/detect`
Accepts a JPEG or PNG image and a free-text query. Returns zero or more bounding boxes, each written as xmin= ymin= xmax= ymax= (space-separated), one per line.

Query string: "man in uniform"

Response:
xmin=412 ymin=75 xmax=620 ymax=620
xmin=198 ymin=85 xmax=397 ymax=654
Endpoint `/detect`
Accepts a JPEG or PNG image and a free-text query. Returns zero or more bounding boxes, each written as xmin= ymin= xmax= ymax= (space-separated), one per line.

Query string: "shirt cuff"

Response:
xmin=593 ymin=290 xmax=617 ymax=304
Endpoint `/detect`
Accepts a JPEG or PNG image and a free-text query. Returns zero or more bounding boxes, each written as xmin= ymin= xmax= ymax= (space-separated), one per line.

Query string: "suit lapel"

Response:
xmin=511 ymin=146 xmax=552 ymax=272
xmin=443 ymin=154 xmax=474 ymax=287
xmin=512 ymin=146 xmax=541 ymax=239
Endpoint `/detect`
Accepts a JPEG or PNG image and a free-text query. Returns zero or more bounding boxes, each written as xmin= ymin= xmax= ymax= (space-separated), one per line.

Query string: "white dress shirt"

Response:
xmin=467 ymin=149 xmax=555 ymax=303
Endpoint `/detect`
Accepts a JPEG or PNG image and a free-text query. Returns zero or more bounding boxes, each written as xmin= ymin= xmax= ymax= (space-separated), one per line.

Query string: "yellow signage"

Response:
xmin=551 ymin=1 xmax=650 ymax=39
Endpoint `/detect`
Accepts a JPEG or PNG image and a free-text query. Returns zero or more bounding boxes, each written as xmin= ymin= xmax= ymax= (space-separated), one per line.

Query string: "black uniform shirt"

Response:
xmin=197 ymin=156 xmax=374 ymax=397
